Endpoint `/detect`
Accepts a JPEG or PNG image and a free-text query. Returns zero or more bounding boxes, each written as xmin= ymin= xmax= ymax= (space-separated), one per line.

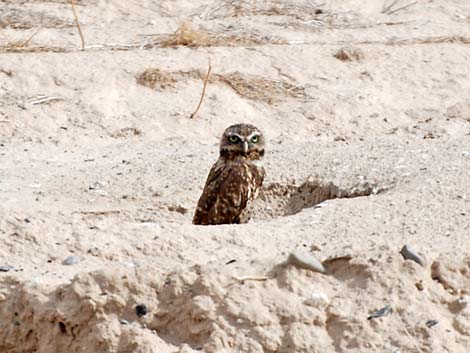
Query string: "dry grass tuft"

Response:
xmin=159 ymin=22 xmax=217 ymax=47
xmin=0 ymin=44 xmax=68 ymax=53
xmin=154 ymin=22 xmax=282 ymax=48
xmin=333 ymin=47 xmax=364 ymax=62
xmin=213 ymin=72 xmax=307 ymax=103
xmin=2 ymin=25 xmax=43 ymax=52
xmin=137 ymin=68 xmax=308 ymax=104
xmin=202 ymin=0 xmax=325 ymax=20
xmin=136 ymin=68 xmax=308 ymax=103
xmin=111 ymin=127 xmax=143 ymax=138
xmin=0 ymin=8 xmax=74 ymax=29
xmin=136 ymin=68 xmax=177 ymax=90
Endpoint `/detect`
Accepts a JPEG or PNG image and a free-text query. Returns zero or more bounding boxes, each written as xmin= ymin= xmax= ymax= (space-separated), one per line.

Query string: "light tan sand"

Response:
xmin=1 ymin=0 xmax=470 ymax=352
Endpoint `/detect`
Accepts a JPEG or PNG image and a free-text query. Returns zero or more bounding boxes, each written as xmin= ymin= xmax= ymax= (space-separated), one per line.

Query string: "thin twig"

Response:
xmin=71 ymin=0 xmax=85 ymax=51
xmin=20 ymin=25 xmax=43 ymax=47
xmin=396 ymin=312 xmax=425 ymax=353
xmin=382 ymin=0 xmax=417 ymax=15
xmin=388 ymin=1 xmax=418 ymax=15
xmin=29 ymin=95 xmax=64 ymax=105
xmin=225 ymin=276 xmax=268 ymax=287
xmin=200 ymin=0 xmax=218 ymax=20
xmin=190 ymin=58 xmax=212 ymax=119
xmin=77 ymin=210 xmax=122 ymax=216
xmin=382 ymin=0 xmax=399 ymax=13
xmin=306 ymin=0 xmax=326 ymax=8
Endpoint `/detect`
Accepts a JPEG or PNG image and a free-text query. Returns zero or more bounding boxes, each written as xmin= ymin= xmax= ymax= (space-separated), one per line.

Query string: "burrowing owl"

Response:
xmin=193 ymin=124 xmax=265 ymax=225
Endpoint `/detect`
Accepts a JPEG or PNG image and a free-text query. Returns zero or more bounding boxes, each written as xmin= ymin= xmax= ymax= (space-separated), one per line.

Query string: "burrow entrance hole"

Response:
xmin=253 ymin=179 xmax=382 ymax=220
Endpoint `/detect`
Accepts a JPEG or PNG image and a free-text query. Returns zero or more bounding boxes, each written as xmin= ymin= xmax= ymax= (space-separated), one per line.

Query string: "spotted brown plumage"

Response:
xmin=193 ymin=124 xmax=266 ymax=225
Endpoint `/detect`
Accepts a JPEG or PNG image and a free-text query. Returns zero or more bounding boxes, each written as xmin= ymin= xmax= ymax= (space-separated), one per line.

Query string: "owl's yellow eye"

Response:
xmin=251 ymin=135 xmax=259 ymax=143
xmin=228 ymin=135 xmax=239 ymax=143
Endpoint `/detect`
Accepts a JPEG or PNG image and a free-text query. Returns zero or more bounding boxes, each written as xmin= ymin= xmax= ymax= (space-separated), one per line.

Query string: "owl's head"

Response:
xmin=219 ymin=123 xmax=265 ymax=160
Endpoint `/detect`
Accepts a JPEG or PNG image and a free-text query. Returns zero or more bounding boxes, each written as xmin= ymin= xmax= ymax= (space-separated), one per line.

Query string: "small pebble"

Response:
xmin=288 ymin=250 xmax=325 ymax=273
xmin=368 ymin=305 xmax=392 ymax=320
xmin=120 ymin=319 xmax=129 ymax=325
xmin=426 ymin=319 xmax=438 ymax=328
xmin=334 ymin=135 xmax=346 ymax=142
xmin=89 ymin=181 xmax=107 ymax=190
xmin=0 ymin=265 xmax=15 ymax=272
xmin=63 ymin=256 xmax=80 ymax=266
xmin=304 ymin=291 xmax=330 ymax=308
xmin=313 ymin=202 xmax=327 ymax=209
xmin=455 ymin=296 xmax=469 ymax=309
xmin=135 ymin=304 xmax=148 ymax=317
xmin=400 ymin=245 xmax=425 ymax=267
xmin=122 ymin=261 xmax=136 ymax=268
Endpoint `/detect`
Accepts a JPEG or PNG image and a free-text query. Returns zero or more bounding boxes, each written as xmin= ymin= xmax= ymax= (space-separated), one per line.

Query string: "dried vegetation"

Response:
xmin=136 ymin=67 xmax=309 ymax=103
xmin=0 ymin=8 xmax=74 ymax=29
xmin=199 ymin=0 xmax=360 ymax=31
xmin=200 ymin=0 xmax=325 ymax=20
xmin=137 ymin=68 xmax=177 ymax=90
xmin=154 ymin=22 xmax=284 ymax=48
xmin=333 ymin=47 xmax=364 ymax=62
xmin=214 ymin=72 xmax=308 ymax=103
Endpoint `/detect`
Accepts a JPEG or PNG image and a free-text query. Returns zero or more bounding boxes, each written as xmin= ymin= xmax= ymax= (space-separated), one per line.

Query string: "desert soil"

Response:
xmin=1 ymin=0 xmax=470 ymax=352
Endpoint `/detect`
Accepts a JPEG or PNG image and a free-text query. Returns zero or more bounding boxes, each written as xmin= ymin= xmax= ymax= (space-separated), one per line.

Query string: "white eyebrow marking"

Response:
xmin=247 ymin=131 xmax=260 ymax=140
xmin=227 ymin=133 xmax=243 ymax=139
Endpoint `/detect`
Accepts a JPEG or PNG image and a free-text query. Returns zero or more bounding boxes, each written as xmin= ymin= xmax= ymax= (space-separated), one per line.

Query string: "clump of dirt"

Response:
xmin=431 ymin=255 xmax=470 ymax=295
xmin=333 ymin=47 xmax=364 ymax=62
xmin=446 ymin=101 xmax=470 ymax=122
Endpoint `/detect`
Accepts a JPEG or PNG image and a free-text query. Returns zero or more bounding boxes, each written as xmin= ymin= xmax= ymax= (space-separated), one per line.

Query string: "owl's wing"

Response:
xmin=192 ymin=161 xmax=226 ymax=225
xmin=193 ymin=162 xmax=253 ymax=225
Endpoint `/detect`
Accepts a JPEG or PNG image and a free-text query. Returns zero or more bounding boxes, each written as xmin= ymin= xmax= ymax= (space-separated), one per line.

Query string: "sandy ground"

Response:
xmin=1 ymin=0 xmax=470 ymax=352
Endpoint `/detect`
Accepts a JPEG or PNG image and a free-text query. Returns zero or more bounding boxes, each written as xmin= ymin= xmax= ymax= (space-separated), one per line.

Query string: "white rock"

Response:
xmin=304 ymin=291 xmax=330 ymax=308
xmin=288 ymin=250 xmax=325 ymax=273
xmin=456 ymin=296 xmax=469 ymax=309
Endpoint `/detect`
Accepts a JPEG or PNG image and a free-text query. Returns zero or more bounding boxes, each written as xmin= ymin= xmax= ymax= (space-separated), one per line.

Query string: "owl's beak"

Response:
xmin=242 ymin=141 xmax=249 ymax=153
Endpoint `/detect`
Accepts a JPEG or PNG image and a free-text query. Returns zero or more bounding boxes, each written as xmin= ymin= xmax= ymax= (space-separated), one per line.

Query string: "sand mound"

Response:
xmin=1 ymin=249 xmax=468 ymax=352
xmin=1 ymin=0 xmax=470 ymax=352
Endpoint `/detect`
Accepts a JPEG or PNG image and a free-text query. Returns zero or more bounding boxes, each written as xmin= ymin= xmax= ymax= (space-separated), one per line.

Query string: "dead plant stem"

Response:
xmin=71 ymin=0 xmax=85 ymax=51
xmin=190 ymin=58 xmax=212 ymax=119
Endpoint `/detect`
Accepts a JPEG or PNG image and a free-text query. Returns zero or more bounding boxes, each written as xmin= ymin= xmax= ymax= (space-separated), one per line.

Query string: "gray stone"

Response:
xmin=0 ymin=265 xmax=15 ymax=272
xmin=63 ymin=256 xmax=80 ymax=266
